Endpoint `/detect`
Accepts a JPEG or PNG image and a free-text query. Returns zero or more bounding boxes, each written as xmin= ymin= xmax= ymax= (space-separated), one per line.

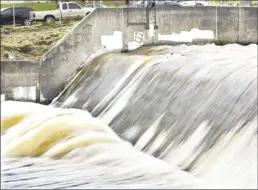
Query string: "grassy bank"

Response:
xmin=1 ymin=1 xmax=126 ymax=10
xmin=1 ymin=20 xmax=80 ymax=61
xmin=1 ymin=2 xmax=57 ymax=11
xmin=0 ymin=1 xmax=126 ymax=61
xmin=1 ymin=1 xmax=257 ymax=10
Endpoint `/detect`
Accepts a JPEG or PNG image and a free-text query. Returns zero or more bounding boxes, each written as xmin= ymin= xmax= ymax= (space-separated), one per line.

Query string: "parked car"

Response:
xmin=149 ymin=0 xmax=182 ymax=7
xmin=0 ymin=6 xmax=34 ymax=26
xmin=30 ymin=2 xmax=94 ymax=24
xmin=176 ymin=0 xmax=209 ymax=6
xmin=129 ymin=0 xmax=182 ymax=8
xmin=83 ymin=4 xmax=107 ymax=8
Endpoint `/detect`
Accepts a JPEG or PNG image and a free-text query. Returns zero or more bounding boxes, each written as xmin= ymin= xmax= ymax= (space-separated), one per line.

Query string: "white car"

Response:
xmin=177 ymin=0 xmax=208 ymax=6
xmin=30 ymin=2 xmax=94 ymax=24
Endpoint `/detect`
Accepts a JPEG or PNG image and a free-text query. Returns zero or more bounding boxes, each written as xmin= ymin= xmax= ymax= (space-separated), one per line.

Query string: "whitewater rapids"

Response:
xmin=1 ymin=44 xmax=257 ymax=189
xmin=1 ymin=101 xmax=203 ymax=189
xmin=1 ymin=100 xmax=257 ymax=189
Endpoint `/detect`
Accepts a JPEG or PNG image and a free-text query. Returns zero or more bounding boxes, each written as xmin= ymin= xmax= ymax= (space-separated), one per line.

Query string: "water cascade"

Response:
xmin=1 ymin=44 xmax=257 ymax=189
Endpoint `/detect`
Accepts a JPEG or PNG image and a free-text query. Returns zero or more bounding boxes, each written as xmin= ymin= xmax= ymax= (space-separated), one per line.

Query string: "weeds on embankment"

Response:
xmin=1 ymin=20 xmax=80 ymax=61
xmin=1 ymin=1 xmax=126 ymax=11
xmin=0 ymin=1 xmax=125 ymax=61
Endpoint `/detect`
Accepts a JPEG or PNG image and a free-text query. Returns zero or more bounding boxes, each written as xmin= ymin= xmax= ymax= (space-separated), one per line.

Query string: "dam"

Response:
xmin=1 ymin=6 xmax=258 ymax=189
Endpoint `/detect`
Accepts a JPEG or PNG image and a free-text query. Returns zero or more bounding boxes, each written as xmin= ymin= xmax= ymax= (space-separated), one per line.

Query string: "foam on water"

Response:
xmin=1 ymin=101 xmax=202 ymax=189
xmin=1 ymin=44 xmax=257 ymax=189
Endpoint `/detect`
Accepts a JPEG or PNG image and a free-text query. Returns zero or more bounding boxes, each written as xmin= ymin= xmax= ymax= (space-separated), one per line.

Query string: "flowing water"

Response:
xmin=1 ymin=44 xmax=257 ymax=189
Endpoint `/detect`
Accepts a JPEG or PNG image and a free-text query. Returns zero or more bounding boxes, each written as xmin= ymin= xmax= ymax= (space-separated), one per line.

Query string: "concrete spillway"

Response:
xmin=1 ymin=44 xmax=257 ymax=189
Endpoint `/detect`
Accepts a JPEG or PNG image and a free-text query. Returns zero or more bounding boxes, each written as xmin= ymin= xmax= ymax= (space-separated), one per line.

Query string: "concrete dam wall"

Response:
xmin=1 ymin=61 xmax=40 ymax=102
xmin=1 ymin=7 xmax=257 ymax=101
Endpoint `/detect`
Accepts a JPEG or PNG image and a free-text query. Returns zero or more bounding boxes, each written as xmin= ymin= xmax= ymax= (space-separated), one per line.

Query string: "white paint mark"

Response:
xmin=128 ymin=41 xmax=143 ymax=51
xmin=128 ymin=31 xmax=144 ymax=51
xmin=12 ymin=86 xmax=36 ymax=101
xmin=158 ymin=28 xmax=214 ymax=43
xmin=101 ymin=31 xmax=144 ymax=52
xmin=101 ymin=31 xmax=123 ymax=50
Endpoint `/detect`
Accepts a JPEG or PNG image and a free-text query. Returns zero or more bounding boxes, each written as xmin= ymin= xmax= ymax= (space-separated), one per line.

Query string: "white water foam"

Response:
xmin=1 ymin=101 xmax=202 ymax=189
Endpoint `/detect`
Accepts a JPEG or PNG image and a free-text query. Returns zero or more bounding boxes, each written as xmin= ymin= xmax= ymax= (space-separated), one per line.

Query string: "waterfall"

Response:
xmin=1 ymin=44 xmax=257 ymax=189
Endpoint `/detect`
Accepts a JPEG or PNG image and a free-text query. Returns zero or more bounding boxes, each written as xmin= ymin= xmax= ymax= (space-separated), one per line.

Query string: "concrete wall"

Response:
xmin=1 ymin=61 xmax=40 ymax=102
xmin=38 ymin=10 xmax=125 ymax=101
xmin=35 ymin=7 xmax=257 ymax=101
xmin=153 ymin=7 xmax=257 ymax=44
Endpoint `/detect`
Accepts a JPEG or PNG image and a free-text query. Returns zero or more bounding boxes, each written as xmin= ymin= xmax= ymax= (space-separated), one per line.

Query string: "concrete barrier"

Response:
xmin=38 ymin=10 xmax=125 ymax=101
xmin=1 ymin=61 xmax=40 ymax=102
xmin=39 ymin=7 xmax=257 ymax=102
xmin=3 ymin=7 xmax=256 ymax=102
xmin=239 ymin=7 xmax=258 ymax=43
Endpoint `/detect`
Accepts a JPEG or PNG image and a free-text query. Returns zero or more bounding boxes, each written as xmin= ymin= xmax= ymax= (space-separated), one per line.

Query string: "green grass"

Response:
xmin=1 ymin=1 xmax=125 ymax=11
xmin=0 ymin=1 xmax=126 ymax=61
xmin=91 ymin=1 xmax=126 ymax=7
xmin=1 ymin=20 xmax=80 ymax=61
xmin=1 ymin=3 xmax=57 ymax=11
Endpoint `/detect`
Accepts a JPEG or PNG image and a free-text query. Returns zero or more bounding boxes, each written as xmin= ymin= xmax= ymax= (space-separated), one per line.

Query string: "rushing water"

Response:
xmin=1 ymin=44 xmax=257 ymax=189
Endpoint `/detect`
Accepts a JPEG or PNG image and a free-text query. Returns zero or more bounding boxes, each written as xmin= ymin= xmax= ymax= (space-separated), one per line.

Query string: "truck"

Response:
xmin=30 ymin=2 xmax=94 ymax=24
